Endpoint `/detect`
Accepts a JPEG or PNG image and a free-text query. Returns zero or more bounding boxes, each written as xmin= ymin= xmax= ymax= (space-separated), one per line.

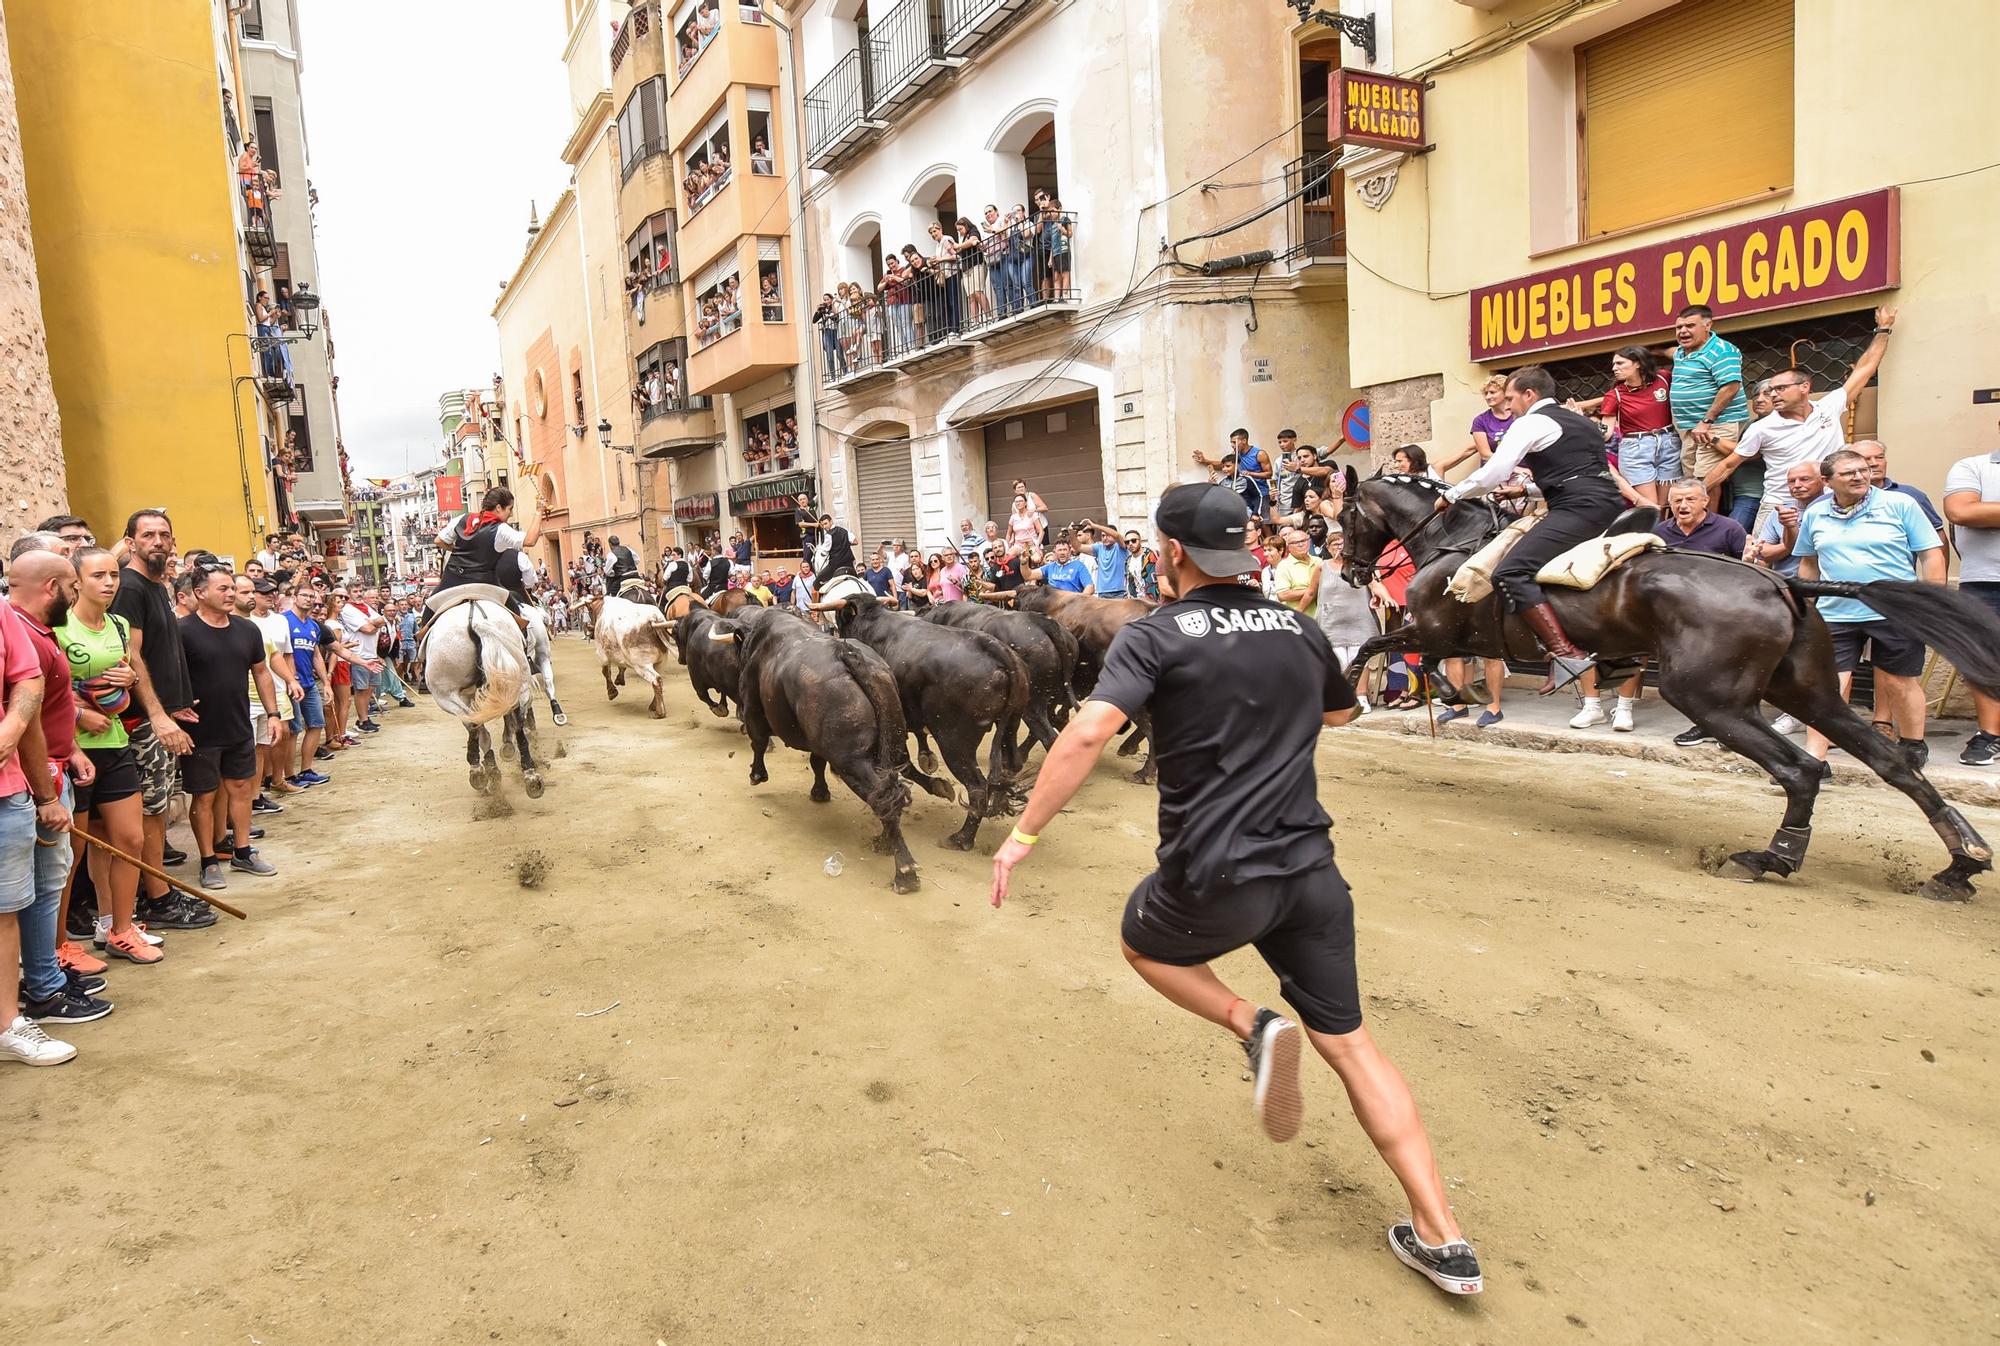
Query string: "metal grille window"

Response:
xmin=1280 ymin=152 xmax=1343 ymax=263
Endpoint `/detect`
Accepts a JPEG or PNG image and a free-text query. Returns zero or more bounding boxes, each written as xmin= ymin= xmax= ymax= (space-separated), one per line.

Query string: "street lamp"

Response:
xmin=290 ymin=282 xmax=321 ymax=339
xmin=597 ymin=417 xmax=634 ymax=455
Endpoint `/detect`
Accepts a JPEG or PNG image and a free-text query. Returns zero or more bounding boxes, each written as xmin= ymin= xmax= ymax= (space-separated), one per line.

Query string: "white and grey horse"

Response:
xmin=521 ymin=603 xmax=568 ymax=726
xmin=423 ymin=591 xmax=545 ymax=798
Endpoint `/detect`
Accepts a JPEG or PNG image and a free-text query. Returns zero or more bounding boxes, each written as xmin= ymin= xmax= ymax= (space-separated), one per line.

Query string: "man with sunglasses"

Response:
xmin=1703 ymin=306 xmax=1899 ymax=541
xmin=109 ymin=511 xmax=200 ymax=916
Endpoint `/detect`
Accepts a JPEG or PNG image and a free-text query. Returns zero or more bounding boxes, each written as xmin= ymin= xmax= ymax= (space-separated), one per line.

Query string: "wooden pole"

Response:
xmin=62 ymin=824 xmax=248 ymax=921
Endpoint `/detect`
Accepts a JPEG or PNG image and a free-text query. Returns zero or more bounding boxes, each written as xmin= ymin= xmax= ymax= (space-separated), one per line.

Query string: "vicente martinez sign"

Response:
xmin=1469 ymin=189 xmax=1899 ymax=362
xmin=1329 ymin=69 xmax=1427 ymax=153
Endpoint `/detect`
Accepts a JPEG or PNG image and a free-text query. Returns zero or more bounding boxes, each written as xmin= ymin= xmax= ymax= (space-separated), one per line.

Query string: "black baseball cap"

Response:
xmin=1155 ymin=482 xmax=1253 ymax=576
xmin=253 ymin=578 xmax=279 ymax=595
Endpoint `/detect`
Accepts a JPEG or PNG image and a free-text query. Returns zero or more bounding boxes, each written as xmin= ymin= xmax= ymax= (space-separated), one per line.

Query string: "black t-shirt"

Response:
xmin=987 ymin=554 xmax=1024 ymax=592
xmin=1091 ymin=583 xmax=1355 ymax=896
xmin=177 ymin=612 xmax=266 ymax=750
xmin=111 ymin=564 xmax=192 ymax=712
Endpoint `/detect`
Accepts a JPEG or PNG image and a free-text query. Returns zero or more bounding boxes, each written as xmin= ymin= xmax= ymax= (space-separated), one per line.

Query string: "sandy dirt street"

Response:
xmin=5 ymin=635 xmax=1998 ymax=1345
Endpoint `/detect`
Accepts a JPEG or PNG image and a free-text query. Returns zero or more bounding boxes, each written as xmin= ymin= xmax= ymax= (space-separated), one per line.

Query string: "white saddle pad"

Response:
xmin=1536 ymin=533 xmax=1664 ymax=589
xmin=425 ymin=583 xmax=511 ymax=616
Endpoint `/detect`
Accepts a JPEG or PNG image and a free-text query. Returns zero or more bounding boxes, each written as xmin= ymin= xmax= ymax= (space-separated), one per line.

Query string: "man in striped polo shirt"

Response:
xmin=1669 ymin=305 xmax=1750 ymax=514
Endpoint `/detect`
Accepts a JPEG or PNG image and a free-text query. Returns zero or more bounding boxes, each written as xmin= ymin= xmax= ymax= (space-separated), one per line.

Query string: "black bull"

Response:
xmin=920 ymin=600 xmax=1081 ymax=752
xmin=706 ymin=607 xmax=954 ymax=892
xmin=820 ymin=593 xmax=1031 ymax=851
xmin=1338 ymin=474 xmax=2000 ymax=901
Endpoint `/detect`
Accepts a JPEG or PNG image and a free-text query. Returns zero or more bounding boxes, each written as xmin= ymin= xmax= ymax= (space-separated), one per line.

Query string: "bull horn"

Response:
xmin=807 ymin=598 xmax=849 ymax=612
xmin=707 ymin=628 xmax=737 ymax=643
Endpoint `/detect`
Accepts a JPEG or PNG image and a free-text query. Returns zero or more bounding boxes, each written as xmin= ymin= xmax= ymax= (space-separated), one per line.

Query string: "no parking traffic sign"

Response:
xmin=1341 ymin=400 xmax=1371 ymax=451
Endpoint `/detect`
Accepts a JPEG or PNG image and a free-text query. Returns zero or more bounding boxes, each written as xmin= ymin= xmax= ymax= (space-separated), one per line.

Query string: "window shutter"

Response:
xmin=748 ymin=87 xmax=773 ymax=112
xmin=640 ymin=77 xmax=664 ymax=144
xmin=1581 ymin=0 xmax=1793 ymax=238
xmin=757 ymin=237 xmax=783 ymax=262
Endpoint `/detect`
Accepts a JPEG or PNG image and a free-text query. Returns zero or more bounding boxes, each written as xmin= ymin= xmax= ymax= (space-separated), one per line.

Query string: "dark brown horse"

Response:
xmin=1338 ymin=473 xmax=2000 ymax=901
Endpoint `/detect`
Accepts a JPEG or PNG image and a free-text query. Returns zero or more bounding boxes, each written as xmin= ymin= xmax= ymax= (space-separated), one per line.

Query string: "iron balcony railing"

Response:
xmin=1281 ymin=151 xmax=1345 ymax=264
xmin=640 ymin=391 xmax=712 ymax=423
xmin=820 ymin=211 xmax=1078 ymax=381
xmin=867 ymin=0 xmax=948 ymax=116
xmin=941 ymin=0 xmax=1034 ymax=55
xmin=804 ymin=48 xmax=870 ymax=165
xmin=621 ymin=134 xmax=670 ymax=184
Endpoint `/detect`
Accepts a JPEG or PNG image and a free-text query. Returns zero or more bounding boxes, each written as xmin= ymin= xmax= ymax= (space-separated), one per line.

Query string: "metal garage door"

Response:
xmin=982 ymin=397 xmax=1105 ymax=531
xmin=854 ymin=438 xmax=918 ymax=550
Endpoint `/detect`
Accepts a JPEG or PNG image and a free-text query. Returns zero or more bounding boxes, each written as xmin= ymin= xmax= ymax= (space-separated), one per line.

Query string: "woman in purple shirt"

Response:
xmin=1438 ymin=374 xmax=1515 ymax=473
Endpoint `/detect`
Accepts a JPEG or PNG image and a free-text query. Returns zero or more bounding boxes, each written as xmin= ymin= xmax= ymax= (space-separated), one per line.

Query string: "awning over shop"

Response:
xmin=944 ymin=376 xmax=1096 ymax=429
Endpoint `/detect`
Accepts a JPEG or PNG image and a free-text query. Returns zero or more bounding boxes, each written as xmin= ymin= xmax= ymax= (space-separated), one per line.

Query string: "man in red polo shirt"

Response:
xmin=0 ymin=550 xmax=70 ymax=1065
xmin=6 ymin=548 xmax=111 ymax=1029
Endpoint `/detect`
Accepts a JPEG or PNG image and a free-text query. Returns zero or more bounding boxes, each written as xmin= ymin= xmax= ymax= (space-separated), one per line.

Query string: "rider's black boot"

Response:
xmin=1520 ymin=602 xmax=1595 ymax=696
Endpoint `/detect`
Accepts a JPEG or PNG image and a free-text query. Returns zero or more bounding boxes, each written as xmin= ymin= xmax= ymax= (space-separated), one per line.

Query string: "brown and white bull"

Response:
xmin=587 ymin=594 xmax=677 ymax=718
xmin=1009 ymin=585 xmax=1157 ymax=782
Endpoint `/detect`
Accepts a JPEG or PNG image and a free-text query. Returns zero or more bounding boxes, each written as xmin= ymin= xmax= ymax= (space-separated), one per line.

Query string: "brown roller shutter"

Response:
xmin=981 ymin=398 xmax=1104 ymax=530
xmin=1581 ymin=0 xmax=1793 ymax=238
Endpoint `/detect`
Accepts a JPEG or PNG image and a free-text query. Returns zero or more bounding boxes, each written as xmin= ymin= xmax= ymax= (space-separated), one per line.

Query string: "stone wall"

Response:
xmin=0 ymin=9 xmax=65 ymax=550
xmin=1360 ymin=373 xmax=1444 ymax=467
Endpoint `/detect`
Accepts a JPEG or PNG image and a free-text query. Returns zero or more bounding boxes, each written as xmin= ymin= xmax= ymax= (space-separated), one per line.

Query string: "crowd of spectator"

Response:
xmin=814 ymin=192 xmax=1077 ymax=377
xmin=0 ymin=511 xmax=423 ymax=1066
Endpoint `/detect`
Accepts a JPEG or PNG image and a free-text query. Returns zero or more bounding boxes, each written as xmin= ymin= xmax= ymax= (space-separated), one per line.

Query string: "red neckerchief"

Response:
xmin=459 ymin=512 xmax=502 ymax=537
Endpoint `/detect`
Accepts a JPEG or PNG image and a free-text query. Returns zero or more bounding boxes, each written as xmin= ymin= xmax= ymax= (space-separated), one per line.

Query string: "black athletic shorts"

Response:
xmin=183 ymin=739 xmax=258 ymax=795
xmin=1121 ymin=863 xmax=1362 ymax=1036
xmin=73 ymin=745 xmax=142 ymax=814
xmin=1828 ymin=618 xmax=1925 ymax=678
xmin=1963 ymin=581 xmax=2000 ymax=622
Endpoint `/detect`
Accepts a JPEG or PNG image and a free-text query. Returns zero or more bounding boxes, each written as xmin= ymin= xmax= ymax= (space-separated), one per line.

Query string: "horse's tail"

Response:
xmin=1784 ymin=577 xmax=2000 ymax=698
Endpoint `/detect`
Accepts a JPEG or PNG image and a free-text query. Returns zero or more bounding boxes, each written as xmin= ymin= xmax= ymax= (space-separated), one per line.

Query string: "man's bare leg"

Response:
xmin=1122 ymin=944 xmax=1462 ymax=1246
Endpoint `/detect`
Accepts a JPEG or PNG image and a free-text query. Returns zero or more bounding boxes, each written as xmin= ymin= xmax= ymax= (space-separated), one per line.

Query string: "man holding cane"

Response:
xmin=989 ymin=482 xmax=1484 ymax=1297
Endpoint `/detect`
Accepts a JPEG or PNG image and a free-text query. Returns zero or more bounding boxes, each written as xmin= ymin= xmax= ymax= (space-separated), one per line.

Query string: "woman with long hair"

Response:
xmin=954 ymin=217 xmax=989 ymax=327
xmin=57 ymin=548 xmax=158 ymax=965
xmin=1005 ymin=492 xmax=1044 ymax=555
xmin=1585 ymin=344 xmax=1676 ymax=506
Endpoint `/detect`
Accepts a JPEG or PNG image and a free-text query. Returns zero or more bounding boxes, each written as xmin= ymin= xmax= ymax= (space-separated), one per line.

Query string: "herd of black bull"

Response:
xmin=666 ymin=589 xmax=1157 ymax=891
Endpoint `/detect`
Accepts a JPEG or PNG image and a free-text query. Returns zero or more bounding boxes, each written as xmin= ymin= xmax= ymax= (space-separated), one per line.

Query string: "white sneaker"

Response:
xmin=1354 ymin=696 xmax=1372 ymax=716
xmin=1612 ymin=700 xmax=1636 ymax=733
xmin=1569 ymin=700 xmax=1608 ymax=729
xmin=1772 ymin=713 xmax=1803 ymax=735
xmin=0 ymin=1014 xmax=77 ymax=1066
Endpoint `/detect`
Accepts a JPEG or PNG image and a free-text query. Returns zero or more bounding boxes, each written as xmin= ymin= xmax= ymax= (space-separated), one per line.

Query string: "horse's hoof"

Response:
xmin=1115 ymin=740 xmax=1141 ymax=758
xmin=709 ymin=703 xmax=730 ymax=718
xmin=469 ymin=768 xmax=488 ymax=793
xmin=551 ymin=711 xmax=569 ymax=727
xmin=809 ymin=787 xmax=832 ymax=803
xmin=748 ymin=767 xmax=769 ymax=787
xmin=917 ymin=751 xmax=938 ymax=774
xmin=524 ymin=775 xmax=545 ymax=799
xmin=1921 ymin=870 xmax=1975 ymax=903
xmin=605 ymin=687 xmax=619 ymax=701
xmin=891 ymin=868 xmax=921 ymax=894
xmin=1720 ymin=849 xmax=1787 ymax=883
xmin=941 ymin=831 xmax=976 ymax=852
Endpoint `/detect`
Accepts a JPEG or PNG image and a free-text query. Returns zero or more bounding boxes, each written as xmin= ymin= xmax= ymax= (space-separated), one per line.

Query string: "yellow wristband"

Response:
xmin=1009 ymin=827 xmax=1039 ymax=847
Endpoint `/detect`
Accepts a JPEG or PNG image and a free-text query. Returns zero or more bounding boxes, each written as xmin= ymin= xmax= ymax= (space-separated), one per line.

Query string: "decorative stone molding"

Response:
xmin=1341 ymin=146 xmax=1406 ymax=213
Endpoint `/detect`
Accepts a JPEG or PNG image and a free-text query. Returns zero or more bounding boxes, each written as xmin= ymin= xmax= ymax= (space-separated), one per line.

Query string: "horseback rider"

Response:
xmin=427 ymin=485 xmax=533 ymax=631
xmin=795 ymin=493 xmax=870 ymax=603
xmin=603 ymin=533 xmax=645 ymax=600
xmin=1436 ymin=365 xmax=1624 ymax=692
xmin=659 ymin=546 xmax=693 ymax=596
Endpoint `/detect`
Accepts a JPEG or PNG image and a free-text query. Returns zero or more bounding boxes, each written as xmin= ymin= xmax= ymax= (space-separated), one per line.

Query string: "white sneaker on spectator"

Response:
xmin=1771 ymin=714 xmax=1803 ymax=735
xmin=1354 ymin=696 xmax=1372 ymax=716
xmin=1 ymin=1014 xmax=76 ymax=1066
xmin=1612 ymin=699 xmax=1636 ymax=733
xmin=1569 ymin=700 xmax=1608 ymax=730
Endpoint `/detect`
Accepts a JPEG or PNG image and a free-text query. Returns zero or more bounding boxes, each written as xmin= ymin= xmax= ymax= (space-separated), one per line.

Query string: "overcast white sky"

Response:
xmin=300 ymin=0 xmax=577 ymax=481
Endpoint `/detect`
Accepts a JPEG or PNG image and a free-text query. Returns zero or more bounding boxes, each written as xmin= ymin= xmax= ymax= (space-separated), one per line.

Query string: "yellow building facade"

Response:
xmin=8 ymin=0 xmax=272 ymax=559
xmin=1340 ymin=0 xmax=2000 ymax=502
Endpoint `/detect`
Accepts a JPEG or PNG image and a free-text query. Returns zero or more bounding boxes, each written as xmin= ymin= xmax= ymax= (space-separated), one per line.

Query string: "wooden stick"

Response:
xmin=66 ymin=824 xmax=248 ymax=921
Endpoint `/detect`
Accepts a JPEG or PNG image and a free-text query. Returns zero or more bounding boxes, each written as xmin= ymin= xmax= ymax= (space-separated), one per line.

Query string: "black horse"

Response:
xmin=1338 ymin=473 xmax=2000 ymax=901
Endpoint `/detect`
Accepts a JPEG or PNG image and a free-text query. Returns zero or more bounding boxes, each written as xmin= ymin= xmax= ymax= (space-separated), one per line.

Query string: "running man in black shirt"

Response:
xmin=990 ymin=482 xmax=1484 ymax=1297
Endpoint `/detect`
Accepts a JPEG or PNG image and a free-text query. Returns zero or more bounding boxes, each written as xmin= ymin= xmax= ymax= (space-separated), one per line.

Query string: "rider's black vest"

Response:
xmin=606 ymin=545 xmax=639 ymax=583
xmin=440 ymin=519 xmax=502 ymax=584
xmin=1523 ymin=405 xmax=1616 ymax=499
xmin=661 ymin=560 xmax=691 ymax=592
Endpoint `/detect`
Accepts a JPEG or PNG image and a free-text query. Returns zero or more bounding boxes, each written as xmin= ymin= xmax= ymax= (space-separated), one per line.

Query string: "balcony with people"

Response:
xmin=816 ymin=145 xmax=1077 ymax=389
xmin=236 ymin=135 xmax=279 ymax=266
xmin=739 ymin=401 xmax=802 ymax=479
xmin=686 ymin=237 xmax=798 ymax=395
xmin=666 ymin=0 xmax=778 ymax=134
xmin=633 ymin=336 xmax=716 ymax=458
xmin=673 ymin=87 xmax=787 ymax=278
xmin=623 ymin=210 xmax=683 ymax=345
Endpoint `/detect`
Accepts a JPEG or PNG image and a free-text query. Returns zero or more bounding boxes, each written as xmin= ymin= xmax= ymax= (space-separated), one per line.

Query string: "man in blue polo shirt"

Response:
xmin=1794 ymin=447 xmax=1945 ymax=770
xmin=1072 ymin=520 xmax=1129 ymax=598
xmin=1654 ymin=477 xmax=1748 ymax=556
xmin=1027 ymin=539 xmax=1093 ymax=593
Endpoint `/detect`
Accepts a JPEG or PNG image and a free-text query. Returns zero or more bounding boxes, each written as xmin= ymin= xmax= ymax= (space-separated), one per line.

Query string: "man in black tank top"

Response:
xmin=1439 ymin=364 xmax=1623 ymax=690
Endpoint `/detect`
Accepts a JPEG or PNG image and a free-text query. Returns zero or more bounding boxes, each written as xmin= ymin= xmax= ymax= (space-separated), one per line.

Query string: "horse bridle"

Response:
xmin=1341 ymin=485 xmax=1502 ymax=582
